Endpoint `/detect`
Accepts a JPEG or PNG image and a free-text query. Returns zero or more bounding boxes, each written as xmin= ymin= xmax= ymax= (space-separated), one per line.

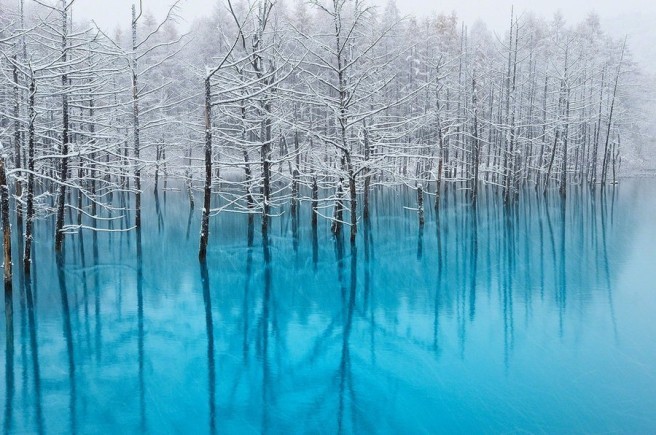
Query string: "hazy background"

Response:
xmin=64 ymin=0 xmax=656 ymax=69
xmin=53 ymin=0 xmax=653 ymax=170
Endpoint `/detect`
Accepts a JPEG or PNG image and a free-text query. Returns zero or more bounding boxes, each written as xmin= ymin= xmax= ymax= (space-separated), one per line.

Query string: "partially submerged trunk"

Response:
xmin=1 ymin=155 xmax=13 ymax=293
xmin=12 ymin=55 xmax=22 ymax=232
xmin=23 ymin=72 xmax=36 ymax=274
xmin=312 ymin=176 xmax=318 ymax=230
xmin=601 ymin=41 xmax=625 ymax=185
xmin=349 ymin=171 xmax=357 ymax=244
xmin=363 ymin=121 xmax=372 ymax=220
xmin=131 ymin=4 xmax=142 ymax=228
xmin=54 ymin=0 xmax=69 ymax=251
xmin=417 ymin=183 xmax=425 ymax=227
xmin=261 ymin=103 xmax=272 ymax=235
xmin=199 ymin=76 xmax=212 ymax=261
xmin=471 ymin=76 xmax=480 ymax=202
xmin=331 ymin=180 xmax=344 ymax=236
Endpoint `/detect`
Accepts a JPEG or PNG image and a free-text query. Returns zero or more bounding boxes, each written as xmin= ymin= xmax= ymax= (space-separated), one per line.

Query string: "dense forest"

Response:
xmin=0 ymin=0 xmax=642 ymax=272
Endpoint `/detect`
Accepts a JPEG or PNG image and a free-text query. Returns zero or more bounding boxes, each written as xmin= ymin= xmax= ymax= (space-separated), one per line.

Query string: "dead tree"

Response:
xmin=54 ymin=0 xmax=70 ymax=252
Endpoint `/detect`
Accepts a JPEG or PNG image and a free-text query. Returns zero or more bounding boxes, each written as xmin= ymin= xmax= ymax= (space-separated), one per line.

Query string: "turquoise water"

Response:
xmin=2 ymin=181 xmax=656 ymax=433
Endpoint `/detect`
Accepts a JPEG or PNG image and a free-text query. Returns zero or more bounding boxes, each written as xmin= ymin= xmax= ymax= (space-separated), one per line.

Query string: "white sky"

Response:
xmin=61 ymin=0 xmax=656 ymax=66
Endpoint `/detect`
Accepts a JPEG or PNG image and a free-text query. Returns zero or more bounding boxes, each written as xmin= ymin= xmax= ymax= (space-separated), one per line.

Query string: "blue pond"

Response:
xmin=2 ymin=180 xmax=656 ymax=433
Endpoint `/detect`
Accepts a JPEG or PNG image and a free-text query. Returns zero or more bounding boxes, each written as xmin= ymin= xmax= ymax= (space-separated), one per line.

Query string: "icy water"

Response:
xmin=2 ymin=180 xmax=656 ymax=434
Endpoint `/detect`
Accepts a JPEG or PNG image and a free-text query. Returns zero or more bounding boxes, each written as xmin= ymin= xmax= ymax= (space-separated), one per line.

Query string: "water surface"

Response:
xmin=2 ymin=181 xmax=656 ymax=433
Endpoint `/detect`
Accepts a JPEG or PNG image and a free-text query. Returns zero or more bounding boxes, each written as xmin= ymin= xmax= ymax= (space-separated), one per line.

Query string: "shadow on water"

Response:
xmin=92 ymin=232 xmax=101 ymax=364
xmin=433 ymin=196 xmax=443 ymax=353
xmin=2 ymin=181 xmax=653 ymax=433
xmin=56 ymin=251 xmax=76 ymax=435
xmin=601 ymin=189 xmax=619 ymax=340
xmin=502 ymin=201 xmax=517 ymax=368
xmin=469 ymin=202 xmax=478 ymax=322
xmin=154 ymin=190 xmax=164 ymax=234
xmin=260 ymin=219 xmax=272 ymax=435
xmin=23 ymin=270 xmax=43 ymax=435
xmin=200 ymin=259 xmax=216 ymax=434
xmin=340 ymin=242 xmax=358 ymax=433
xmin=363 ymin=215 xmax=375 ymax=364
xmin=243 ymin=214 xmax=254 ymax=361
xmin=136 ymin=228 xmax=146 ymax=433
xmin=4 ymin=275 xmax=14 ymax=435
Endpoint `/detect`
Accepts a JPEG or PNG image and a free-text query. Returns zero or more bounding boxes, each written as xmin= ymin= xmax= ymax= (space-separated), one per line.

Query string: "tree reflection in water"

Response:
xmin=1 ymin=182 xmax=654 ymax=433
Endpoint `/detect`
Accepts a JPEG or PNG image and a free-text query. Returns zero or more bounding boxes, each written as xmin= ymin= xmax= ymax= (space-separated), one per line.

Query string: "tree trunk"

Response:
xmin=23 ymin=72 xmax=36 ymax=274
xmin=199 ymin=77 xmax=212 ymax=261
xmin=312 ymin=176 xmax=318 ymax=229
xmin=12 ymin=56 xmax=22 ymax=232
xmin=363 ymin=121 xmax=371 ymax=220
xmin=55 ymin=0 xmax=69 ymax=251
xmin=417 ymin=183 xmax=425 ymax=227
xmin=591 ymin=68 xmax=605 ymax=185
xmin=131 ymin=4 xmax=142 ymax=228
xmin=0 ymin=156 xmax=13 ymax=292
xmin=331 ymin=180 xmax=343 ymax=236
xmin=601 ymin=41 xmax=625 ymax=185
xmin=349 ymin=171 xmax=357 ymax=244
xmin=471 ymin=76 xmax=480 ymax=202
xmin=291 ymin=131 xmax=300 ymax=218
xmin=261 ymin=102 xmax=272 ymax=235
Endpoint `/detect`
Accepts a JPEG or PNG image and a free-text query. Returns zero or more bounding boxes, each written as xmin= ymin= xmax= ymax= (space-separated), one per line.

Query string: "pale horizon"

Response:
xmin=63 ymin=0 xmax=656 ymax=68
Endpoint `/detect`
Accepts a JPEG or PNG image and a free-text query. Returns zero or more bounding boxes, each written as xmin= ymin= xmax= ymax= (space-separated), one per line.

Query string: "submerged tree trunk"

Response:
xmin=349 ymin=171 xmax=357 ymax=244
xmin=12 ymin=56 xmax=22 ymax=233
xmin=363 ymin=121 xmax=372 ymax=220
xmin=131 ymin=4 xmax=142 ymax=228
xmin=417 ymin=183 xmax=425 ymax=227
xmin=612 ymin=133 xmax=620 ymax=184
xmin=291 ymin=131 xmax=300 ymax=218
xmin=560 ymin=48 xmax=570 ymax=197
xmin=435 ymin=82 xmax=445 ymax=210
xmin=261 ymin=102 xmax=272 ymax=235
xmin=560 ymin=85 xmax=571 ymax=197
xmin=332 ymin=180 xmax=344 ymax=236
xmin=199 ymin=77 xmax=212 ymax=261
xmin=601 ymin=41 xmax=625 ymax=185
xmin=312 ymin=176 xmax=318 ymax=229
xmin=471 ymin=76 xmax=480 ymax=202
xmin=54 ymin=0 xmax=69 ymax=252
xmin=88 ymin=58 xmax=97 ymax=224
xmin=591 ymin=68 xmax=605 ymax=185
xmin=23 ymin=72 xmax=36 ymax=275
xmin=1 ymin=156 xmax=13 ymax=293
